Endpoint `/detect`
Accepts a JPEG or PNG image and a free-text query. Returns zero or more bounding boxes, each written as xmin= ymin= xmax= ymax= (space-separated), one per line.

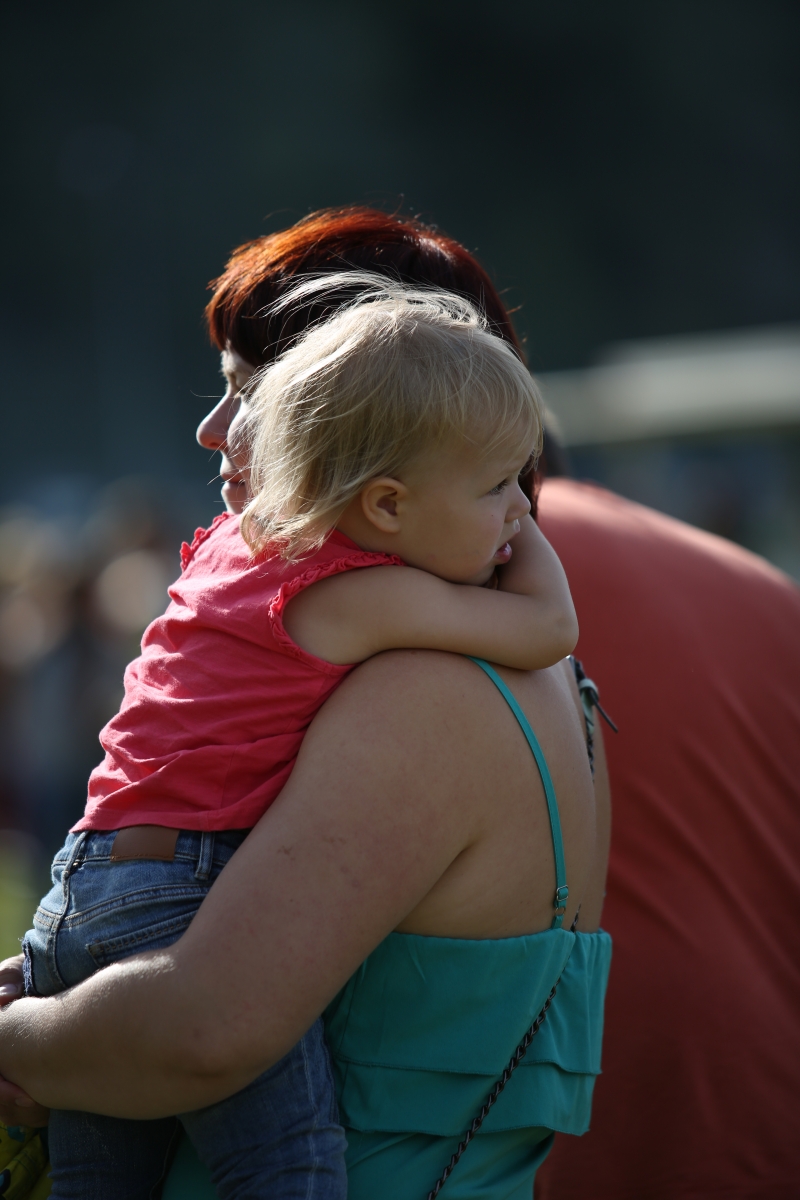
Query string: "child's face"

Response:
xmin=393 ymin=434 xmax=533 ymax=586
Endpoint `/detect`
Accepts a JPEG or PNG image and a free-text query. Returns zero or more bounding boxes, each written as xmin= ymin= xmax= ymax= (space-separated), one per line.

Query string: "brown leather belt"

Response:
xmin=110 ymin=825 xmax=180 ymax=862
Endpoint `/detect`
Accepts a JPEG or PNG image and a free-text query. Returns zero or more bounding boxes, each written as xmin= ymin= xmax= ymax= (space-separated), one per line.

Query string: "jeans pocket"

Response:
xmin=86 ymin=899 xmax=204 ymax=968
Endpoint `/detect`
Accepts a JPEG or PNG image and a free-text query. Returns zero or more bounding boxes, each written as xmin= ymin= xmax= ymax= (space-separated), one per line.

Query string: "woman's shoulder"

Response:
xmin=334 ymin=651 xmax=578 ymax=730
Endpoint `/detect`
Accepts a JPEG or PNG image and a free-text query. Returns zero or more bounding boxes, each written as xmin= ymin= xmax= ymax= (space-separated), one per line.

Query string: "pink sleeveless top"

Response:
xmin=75 ymin=514 xmax=402 ymax=832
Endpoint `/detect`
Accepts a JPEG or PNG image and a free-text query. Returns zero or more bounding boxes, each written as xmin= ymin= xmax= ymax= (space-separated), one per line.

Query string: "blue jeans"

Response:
xmin=22 ymin=829 xmax=347 ymax=1200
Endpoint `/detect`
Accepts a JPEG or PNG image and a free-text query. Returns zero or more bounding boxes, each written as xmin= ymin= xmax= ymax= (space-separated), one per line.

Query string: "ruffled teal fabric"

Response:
xmin=324 ymin=926 xmax=612 ymax=1139
xmin=163 ymin=926 xmax=611 ymax=1200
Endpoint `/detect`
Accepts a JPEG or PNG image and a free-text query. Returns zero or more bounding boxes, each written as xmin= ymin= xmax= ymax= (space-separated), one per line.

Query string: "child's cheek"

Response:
xmin=481 ymin=508 xmax=505 ymax=542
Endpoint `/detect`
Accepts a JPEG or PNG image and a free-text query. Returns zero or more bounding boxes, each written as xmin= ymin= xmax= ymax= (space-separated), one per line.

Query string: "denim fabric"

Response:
xmin=46 ymin=1112 xmax=182 ymax=1200
xmin=23 ymin=829 xmax=248 ymax=994
xmin=23 ymin=829 xmax=347 ymax=1199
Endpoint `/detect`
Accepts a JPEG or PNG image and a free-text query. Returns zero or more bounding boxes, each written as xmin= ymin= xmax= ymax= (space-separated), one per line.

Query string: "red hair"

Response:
xmin=206 ymin=206 xmax=524 ymax=367
xmin=206 ymin=206 xmax=563 ymax=493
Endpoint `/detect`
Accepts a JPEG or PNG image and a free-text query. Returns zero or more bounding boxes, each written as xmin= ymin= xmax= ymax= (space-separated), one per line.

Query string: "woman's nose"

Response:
xmin=196 ymin=395 xmax=233 ymax=451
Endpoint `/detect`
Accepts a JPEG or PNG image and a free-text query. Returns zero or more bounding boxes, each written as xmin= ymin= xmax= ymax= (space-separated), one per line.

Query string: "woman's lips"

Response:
xmin=221 ymin=477 xmax=246 ymax=495
xmin=494 ymin=542 xmax=512 ymax=563
xmin=221 ymin=477 xmax=247 ymax=514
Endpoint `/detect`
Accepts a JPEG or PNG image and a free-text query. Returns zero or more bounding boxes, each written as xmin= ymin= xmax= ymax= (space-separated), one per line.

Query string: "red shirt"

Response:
xmin=536 ymin=480 xmax=800 ymax=1200
xmin=76 ymin=515 xmax=400 ymax=832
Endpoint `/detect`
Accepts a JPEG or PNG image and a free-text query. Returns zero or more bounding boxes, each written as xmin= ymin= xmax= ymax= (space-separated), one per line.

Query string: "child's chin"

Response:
xmin=469 ymin=566 xmax=498 ymax=587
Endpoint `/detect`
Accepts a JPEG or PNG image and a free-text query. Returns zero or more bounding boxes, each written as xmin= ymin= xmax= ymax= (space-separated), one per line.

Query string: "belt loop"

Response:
xmin=195 ymin=831 xmax=215 ymax=882
xmin=66 ymin=831 xmax=88 ymax=877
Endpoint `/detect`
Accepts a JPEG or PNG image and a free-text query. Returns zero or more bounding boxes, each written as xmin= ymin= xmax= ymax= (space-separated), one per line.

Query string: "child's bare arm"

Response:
xmin=283 ymin=516 xmax=578 ymax=669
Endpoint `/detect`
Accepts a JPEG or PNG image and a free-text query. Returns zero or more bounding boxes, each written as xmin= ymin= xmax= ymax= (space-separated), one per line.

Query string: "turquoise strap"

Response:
xmin=468 ymin=657 xmax=569 ymax=929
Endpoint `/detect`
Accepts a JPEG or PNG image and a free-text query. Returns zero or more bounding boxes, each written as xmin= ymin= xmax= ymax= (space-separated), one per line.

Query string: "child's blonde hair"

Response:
xmin=240 ymin=272 xmax=543 ymax=558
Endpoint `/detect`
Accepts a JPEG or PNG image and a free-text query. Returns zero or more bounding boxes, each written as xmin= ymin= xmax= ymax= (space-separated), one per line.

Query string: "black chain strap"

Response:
xmin=425 ymin=976 xmax=561 ymax=1200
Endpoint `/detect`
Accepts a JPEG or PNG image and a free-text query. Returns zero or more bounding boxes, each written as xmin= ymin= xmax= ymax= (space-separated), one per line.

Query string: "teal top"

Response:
xmin=325 ymin=925 xmax=611 ymax=1139
xmin=164 ymin=658 xmax=612 ymax=1200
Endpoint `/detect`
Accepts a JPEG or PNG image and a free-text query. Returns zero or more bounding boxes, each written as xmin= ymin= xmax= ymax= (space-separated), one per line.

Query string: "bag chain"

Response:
xmin=425 ymin=976 xmax=561 ymax=1199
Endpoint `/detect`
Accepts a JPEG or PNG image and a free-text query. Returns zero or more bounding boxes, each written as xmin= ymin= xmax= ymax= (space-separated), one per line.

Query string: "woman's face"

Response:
xmin=196 ymin=346 xmax=257 ymax=514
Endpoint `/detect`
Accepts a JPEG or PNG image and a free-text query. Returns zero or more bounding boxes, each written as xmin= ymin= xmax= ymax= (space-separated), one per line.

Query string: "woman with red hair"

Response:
xmin=0 ymin=209 xmax=611 ymax=1200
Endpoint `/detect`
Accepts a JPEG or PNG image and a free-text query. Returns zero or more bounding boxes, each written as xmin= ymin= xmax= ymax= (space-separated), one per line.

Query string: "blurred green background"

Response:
xmin=1 ymin=1 xmax=799 ymax=951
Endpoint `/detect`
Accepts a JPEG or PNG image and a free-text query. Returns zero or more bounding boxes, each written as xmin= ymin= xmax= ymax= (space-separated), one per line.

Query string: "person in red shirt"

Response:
xmin=535 ymin=479 xmax=800 ymax=1200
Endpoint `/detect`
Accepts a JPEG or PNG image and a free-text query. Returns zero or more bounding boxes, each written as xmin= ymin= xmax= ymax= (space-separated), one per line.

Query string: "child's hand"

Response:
xmin=495 ymin=515 xmax=579 ymax=665
xmin=495 ymin=514 xmax=553 ymax=593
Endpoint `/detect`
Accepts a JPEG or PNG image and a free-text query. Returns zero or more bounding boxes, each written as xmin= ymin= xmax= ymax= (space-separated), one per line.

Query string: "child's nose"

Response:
xmin=507 ymin=482 xmax=531 ymax=521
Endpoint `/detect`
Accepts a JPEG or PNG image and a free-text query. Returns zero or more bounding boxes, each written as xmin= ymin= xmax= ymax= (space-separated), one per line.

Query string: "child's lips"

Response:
xmin=494 ymin=542 xmax=512 ymax=563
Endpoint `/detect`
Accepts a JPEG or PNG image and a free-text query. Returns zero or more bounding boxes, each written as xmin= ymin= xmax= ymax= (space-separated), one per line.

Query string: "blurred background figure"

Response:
xmin=0 ymin=481 xmax=193 ymax=959
xmin=0 ymin=481 xmax=193 ymax=848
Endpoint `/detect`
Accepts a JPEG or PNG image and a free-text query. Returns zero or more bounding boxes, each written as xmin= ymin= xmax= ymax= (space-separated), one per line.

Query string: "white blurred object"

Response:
xmin=539 ymin=324 xmax=800 ymax=445
xmin=94 ymin=550 xmax=171 ymax=634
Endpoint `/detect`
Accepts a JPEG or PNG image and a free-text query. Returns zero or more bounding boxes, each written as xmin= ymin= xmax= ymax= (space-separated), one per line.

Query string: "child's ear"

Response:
xmin=360 ymin=477 xmax=408 ymax=533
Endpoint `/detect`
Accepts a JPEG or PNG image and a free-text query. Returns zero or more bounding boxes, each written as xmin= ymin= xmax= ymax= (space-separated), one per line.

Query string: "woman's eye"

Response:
xmin=488 ymin=480 xmax=509 ymax=496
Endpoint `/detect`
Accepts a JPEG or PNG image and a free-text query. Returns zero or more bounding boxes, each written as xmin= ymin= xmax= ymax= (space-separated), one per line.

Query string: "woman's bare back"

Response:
xmin=394 ymin=655 xmax=609 ymax=940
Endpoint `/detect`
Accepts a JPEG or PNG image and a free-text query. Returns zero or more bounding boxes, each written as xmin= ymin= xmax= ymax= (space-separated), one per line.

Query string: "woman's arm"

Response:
xmin=285 ymin=516 xmax=578 ymax=669
xmin=0 ymin=652 xmax=483 ymax=1120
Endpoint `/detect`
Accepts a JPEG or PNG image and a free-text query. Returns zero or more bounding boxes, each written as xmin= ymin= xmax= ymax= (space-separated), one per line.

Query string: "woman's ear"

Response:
xmin=359 ymin=477 xmax=408 ymax=534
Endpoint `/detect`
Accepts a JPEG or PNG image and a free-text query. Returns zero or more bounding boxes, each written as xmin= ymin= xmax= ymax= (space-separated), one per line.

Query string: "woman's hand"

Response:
xmin=0 ymin=955 xmax=24 ymax=1006
xmin=0 ymin=1073 xmax=49 ymax=1128
xmin=0 ymin=955 xmax=50 ymax=1127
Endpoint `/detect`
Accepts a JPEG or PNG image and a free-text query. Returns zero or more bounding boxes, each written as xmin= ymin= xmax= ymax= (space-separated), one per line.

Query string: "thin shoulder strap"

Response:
xmin=468 ymin=658 xmax=569 ymax=929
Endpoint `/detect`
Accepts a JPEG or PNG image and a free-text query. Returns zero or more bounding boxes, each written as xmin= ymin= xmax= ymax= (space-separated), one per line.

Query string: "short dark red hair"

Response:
xmin=206 ymin=206 xmax=524 ymax=368
xmin=206 ymin=206 xmax=564 ymax=491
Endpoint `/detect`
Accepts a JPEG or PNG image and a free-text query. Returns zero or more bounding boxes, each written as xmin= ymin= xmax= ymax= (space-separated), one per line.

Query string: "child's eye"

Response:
xmin=488 ymin=480 xmax=509 ymax=496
